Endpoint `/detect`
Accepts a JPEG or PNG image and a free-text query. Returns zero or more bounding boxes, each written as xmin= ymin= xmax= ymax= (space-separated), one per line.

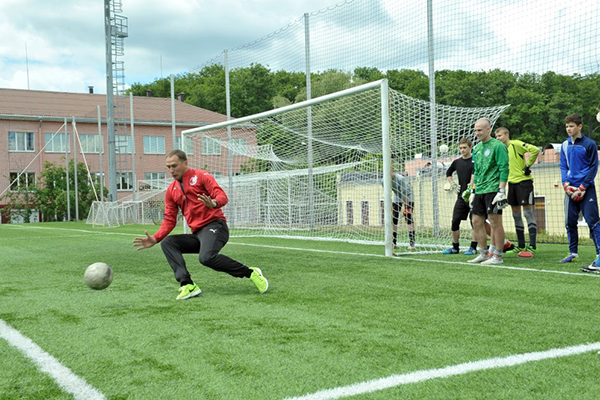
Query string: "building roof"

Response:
xmin=0 ymin=88 xmax=227 ymax=126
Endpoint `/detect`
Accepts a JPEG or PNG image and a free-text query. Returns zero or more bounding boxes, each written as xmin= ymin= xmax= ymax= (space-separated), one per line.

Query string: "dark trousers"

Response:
xmin=565 ymin=185 xmax=600 ymax=255
xmin=160 ymin=219 xmax=250 ymax=284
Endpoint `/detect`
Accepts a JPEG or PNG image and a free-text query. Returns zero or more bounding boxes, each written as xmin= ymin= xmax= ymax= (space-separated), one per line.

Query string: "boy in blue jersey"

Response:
xmin=559 ymin=114 xmax=600 ymax=272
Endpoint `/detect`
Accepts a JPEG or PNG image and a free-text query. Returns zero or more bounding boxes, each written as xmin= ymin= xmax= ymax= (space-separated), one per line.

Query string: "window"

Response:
xmin=361 ymin=201 xmax=369 ymax=225
xmin=117 ymin=172 xmax=133 ymax=191
xmin=115 ymin=135 xmax=133 ymax=154
xmin=174 ymin=136 xmax=195 ymax=154
xmin=230 ymin=138 xmax=247 ymax=156
xmin=9 ymin=172 xmax=35 ymax=191
xmin=44 ymin=133 xmax=69 ymax=152
xmin=8 ymin=132 xmax=34 ymax=152
xmin=80 ymin=134 xmax=103 ymax=153
xmin=143 ymin=136 xmax=165 ymax=154
xmin=201 ymin=137 xmax=221 ymax=155
xmin=144 ymin=172 xmax=167 ymax=189
xmin=346 ymin=201 xmax=354 ymax=225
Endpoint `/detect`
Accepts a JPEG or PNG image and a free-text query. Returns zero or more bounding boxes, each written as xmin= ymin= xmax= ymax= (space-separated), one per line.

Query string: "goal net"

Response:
xmin=182 ymin=79 xmax=508 ymax=255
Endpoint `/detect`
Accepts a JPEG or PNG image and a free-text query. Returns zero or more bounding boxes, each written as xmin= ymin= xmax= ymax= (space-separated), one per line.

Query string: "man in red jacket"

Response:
xmin=133 ymin=149 xmax=268 ymax=300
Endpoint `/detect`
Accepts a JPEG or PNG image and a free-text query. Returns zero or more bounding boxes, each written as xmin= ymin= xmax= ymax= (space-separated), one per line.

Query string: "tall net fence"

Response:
xmin=188 ymin=0 xmax=600 ymax=246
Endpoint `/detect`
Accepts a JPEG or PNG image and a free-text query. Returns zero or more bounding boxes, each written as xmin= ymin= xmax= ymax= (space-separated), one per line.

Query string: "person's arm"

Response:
xmin=197 ymin=172 xmax=228 ymax=208
xmin=523 ymin=142 xmax=540 ymax=166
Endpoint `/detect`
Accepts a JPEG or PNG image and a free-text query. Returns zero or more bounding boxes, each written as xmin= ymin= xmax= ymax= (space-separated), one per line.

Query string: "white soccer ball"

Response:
xmin=439 ymin=144 xmax=449 ymax=154
xmin=84 ymin=262 xmax=113 ymax=290
xmin=596 ymin=112 xmax=600 ymax=123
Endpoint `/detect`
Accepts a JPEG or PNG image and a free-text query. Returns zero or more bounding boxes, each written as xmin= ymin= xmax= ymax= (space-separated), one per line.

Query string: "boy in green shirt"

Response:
xmin=494 ymin=127 xmax=540 ymax=258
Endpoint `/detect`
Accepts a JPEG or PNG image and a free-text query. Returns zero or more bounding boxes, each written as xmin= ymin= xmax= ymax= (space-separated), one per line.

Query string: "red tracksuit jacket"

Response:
xmin=153 ymin=168 xmax=228 ymax=243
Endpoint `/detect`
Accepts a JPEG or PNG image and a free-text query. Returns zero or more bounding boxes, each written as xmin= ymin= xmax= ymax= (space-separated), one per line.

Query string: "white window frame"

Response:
xmin=117 ymin=172 xmax=134 ymax=191
xmin=115 ymin=135 xmax=133 ymax=154
xmin=9 ymin=172 xmax=36 ymax=192
xmin=143 ymin=136 xmax=165 ymax=155
xmin=80 ymin=134 xmax=103 ymax=153
xmin=230 ymin=137 xmax=248 ymax=156
xmin=44 ymin=132 xmax=70 ymax=153
xmin=9 ymin=131 xmax=35 ymax=152
xmin=174 ymin=136 xmax=195 ymax=155
xmin=201 ymin=137 xmax=221 ymax=155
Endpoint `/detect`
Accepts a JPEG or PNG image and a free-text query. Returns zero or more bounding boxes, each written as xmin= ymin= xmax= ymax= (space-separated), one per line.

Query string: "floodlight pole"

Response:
xmin=104 ymin=0 xmax=117 ymax=202
xmin=97 ymin=106 xmax=104 ymax=202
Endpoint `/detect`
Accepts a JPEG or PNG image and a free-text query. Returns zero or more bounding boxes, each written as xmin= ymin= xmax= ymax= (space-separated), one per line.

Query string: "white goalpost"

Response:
xmin=182 ymin=79 xmax=509 ymax=256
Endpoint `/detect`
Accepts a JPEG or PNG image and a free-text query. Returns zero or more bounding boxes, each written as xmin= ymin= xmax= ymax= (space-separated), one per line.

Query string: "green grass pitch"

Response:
xmin=1 ymin=222 xmax=600 ymax=399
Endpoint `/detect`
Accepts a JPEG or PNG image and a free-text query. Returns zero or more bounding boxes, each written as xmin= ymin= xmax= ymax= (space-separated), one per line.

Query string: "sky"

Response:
xmin=0 ymin=0 xmax=340 ymax=94
xmin=1 ymin=0 xmax=598 ymax=95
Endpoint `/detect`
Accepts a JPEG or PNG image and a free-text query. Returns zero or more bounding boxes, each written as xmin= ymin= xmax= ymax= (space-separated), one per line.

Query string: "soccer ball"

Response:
xmin=439 ymin=144 xmax=449 ymax=154
xmin=84 ymin=262 xmax=113 ymax=290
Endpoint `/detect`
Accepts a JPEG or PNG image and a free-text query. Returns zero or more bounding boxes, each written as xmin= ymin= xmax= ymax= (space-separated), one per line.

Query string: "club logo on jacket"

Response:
xmin=484 ymin=149 xmax=491 ymax=157
xmin=189 ymin=175 xmax=198 ymax=186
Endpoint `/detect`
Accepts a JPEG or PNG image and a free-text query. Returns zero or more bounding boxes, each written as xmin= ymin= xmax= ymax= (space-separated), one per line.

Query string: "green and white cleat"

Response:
xmin=176 ymin=283 xmax=202 ymax=300
xmin=249 ymin=267 xmax=269 ymax=294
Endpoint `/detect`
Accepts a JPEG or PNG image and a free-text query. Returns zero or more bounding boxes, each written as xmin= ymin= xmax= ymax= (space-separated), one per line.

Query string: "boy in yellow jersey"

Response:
xmin=494 ymin=127 xmax=540 ymax=258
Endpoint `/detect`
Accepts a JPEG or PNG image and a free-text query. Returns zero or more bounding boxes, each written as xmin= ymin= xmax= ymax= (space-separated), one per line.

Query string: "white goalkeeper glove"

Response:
xmin=491 ymin=187 xmax=508 ymax=210
xmin=444 ymin=181 xmax=460 ymax=194
xmin=571 ymin=184 xmax=586 ymax=202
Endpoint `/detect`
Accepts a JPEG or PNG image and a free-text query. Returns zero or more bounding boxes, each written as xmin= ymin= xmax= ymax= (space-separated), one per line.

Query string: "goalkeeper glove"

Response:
xmin=491 ymin=187 xmax=508 ymax=209
xmin=444 ymin=181 xmax=460 ymax=194
xmin=571 ymin=184 xmax=586 ymax=201
xmin=461 ymin=184 xmax=474 ymax=203
xmin=563 ymin=182 xmax=576 ymax=197
xmin=523 ymin=165 xmax=531 ymax=176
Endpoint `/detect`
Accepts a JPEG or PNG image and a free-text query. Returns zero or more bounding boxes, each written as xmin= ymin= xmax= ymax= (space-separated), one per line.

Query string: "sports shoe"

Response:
xmin=442 ymin=248 xmax=459 ymax=254
xmin=581 ymin=260 xmax=600 ymax=273
xmin=525 ymin=245 xmax=537 ymax=254
xmin=249 ymin=267 xmax=269 ymax=294
xmin=407 ymin=245 xmax=416 ymax=251
xmin=559 ymin=254 xmax=579 ymax=263
xmin=503 ymin=240 xmax=514 ymax=252
xmin=176 ymin=283 xmax=202 ymax=300
xmin=517 ymin=249 xmax=534 ymax=258
xmin=481 ymin=256 xmax=503 ymax=265
xmin=511 ymin=246 xmax=524 ymax=254
xmin=468 ymin=253 xmax=490 ymax=263
xmin=464 ymin=247 xmax=476 ymax=256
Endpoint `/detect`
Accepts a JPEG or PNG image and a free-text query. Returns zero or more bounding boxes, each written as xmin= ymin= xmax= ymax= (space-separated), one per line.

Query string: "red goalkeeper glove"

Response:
xmin=571 ymin=184 xmax=586 ymax=201
xmin=563 ymin=182 xmax=576 ymax=197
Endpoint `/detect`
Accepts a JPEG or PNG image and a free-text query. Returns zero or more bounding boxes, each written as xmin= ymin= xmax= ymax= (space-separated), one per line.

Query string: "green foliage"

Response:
xmin=34 ymin=159 xmax=106 ymax=222
xmin=131 ymin=65 xmax=600 ymax=148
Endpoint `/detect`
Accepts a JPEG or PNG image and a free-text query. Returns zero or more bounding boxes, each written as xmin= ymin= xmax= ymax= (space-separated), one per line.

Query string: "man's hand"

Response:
xmin=198 ymin=194 xmax=217 ymax=208
xmin=461 ymin=184 xmax=474 ymax=203
xmin=492 ymin=188 xmax=508 ymax=209
xmin=444 ymin=181 xmax=460 ymax=194
xmin=133 ymin=231 xmax=157 ymax=250
xmin=563 ymin=182 xmax=576 ymax=197
xmin=571 ymin=184 xmax=586 ymax=201
xmin=523 ymin=165 xmax=531 ymax=176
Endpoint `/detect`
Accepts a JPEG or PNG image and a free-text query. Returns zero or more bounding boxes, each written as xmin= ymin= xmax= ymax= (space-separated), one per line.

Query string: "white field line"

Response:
xmin=2 ymin=225 xmax=597 ymax=278
xmin=285 ymin=342 xmax=600 ymax=400
xmin=230 ymin=242 xmax=600 ymax=278
xmin=0 ymin=319 xmax=105 ymax=400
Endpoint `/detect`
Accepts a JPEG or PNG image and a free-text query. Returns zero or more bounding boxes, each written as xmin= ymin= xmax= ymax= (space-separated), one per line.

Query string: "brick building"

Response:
xmin=0 ymin=88 xmax=250 ymax=223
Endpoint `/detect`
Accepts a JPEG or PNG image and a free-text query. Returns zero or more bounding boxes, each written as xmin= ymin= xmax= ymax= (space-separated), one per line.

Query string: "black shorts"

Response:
xmin=393 ymin=201 xmax=414 ymax=225
xmin=453 ymin=197 xmax=471 ymax=221
xmin=472 ymin=192 xmax=503 ymax=216
xmin=508 ymin=180 xmax=534 ymax=206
